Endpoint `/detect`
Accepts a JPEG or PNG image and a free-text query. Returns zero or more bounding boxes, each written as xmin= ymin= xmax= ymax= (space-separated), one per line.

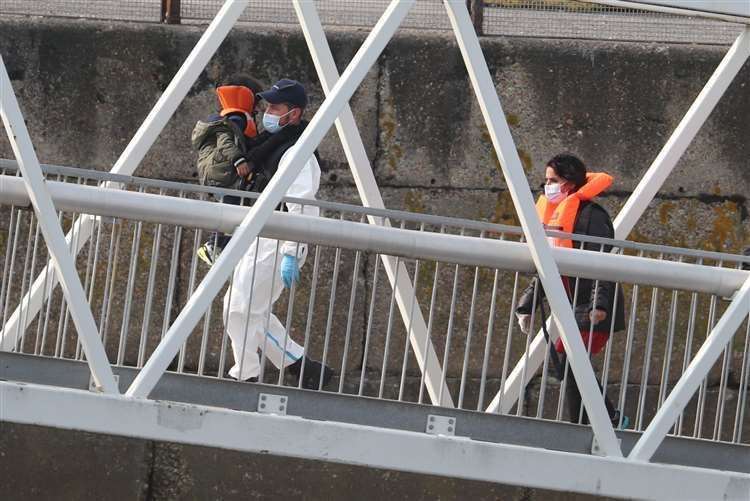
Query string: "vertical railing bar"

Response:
xmin=26 ymin=212 xmax=48 ymax=354
xmin=117 ymin=218 xmax=143 ymax=366
xmin=458 ymin=259 xmax=482 ymax=409
xmin=713 ymin=338 xmax=732 ymax=441
xmin=694 ymin=288 xmax=719 ymax=438
xmin=39 ymin=208 xmax=64 ymax=356
xmin=298 ymin=244 xmax=322 ymax=389
xmin=556 ymin=244 xmax=584 ymax=421
xmin=217 ymin=267 xmax=236 ymax=379
xmin=34 ymin=221 xmax=51 ymax=355
xmin=177 ymin=226 xmax=202 ymax=372
xmin=496 ymin=270 xmax=521 ymax=414
xmin=59 ymin=179 xmax=87 ymax=358
xmin=616 ymin=250 xmax=643 ymax=428
xmin=438 ymin=233 xmax=464 ymax=406
xmin=577 ymin=270 xmax=602 ymax=425
xmin=186 ymin=227 xmax=203 ymax=300
xmin=636 ymin=280 xmax=661 ymax=431
xmin=658 ymin=285 xmax=681 ymax=411
xmin=258 ymin=239 xmax=282 ymax=383
xmin=732 ymin=316 xmax=750 ymax=443
xmin=60 ymin=208 xmax=85 ymax=358
xmin=237 ymin=237 xmax=262 ymax=382
xmin=39 ymin=212 xmax=62 ymax=357
xmin=76 ymin=213 xmax=101 ymax=360
xmin=676 ymin=256 xmax=702 ymax=435
xmin=138 ymin=215 xmax=163 ymax=368
xmin=279 ymin=241 xmax=304 ymax=386
xmin=53 ymin=211 xmax=71 ymax=359
xmin=0 ymin=204 xmax=17 ymax=342
xmin=714 ymin=262 xmax=743 ymax=441
xmin=100 ymin=219 xmax=122 ymax=354
xmin=477 ymin=268 xmax=500 ymax=411
xmin=338 ymin=240 xmax=363 ymax=393
xmin=315 ymin=237 xmax=339 ymax=389
xmin=536 ymin=319 xmax=552 ymax=419
xmin=166 ymin=225 xmax=183 ymax=369
xmin=14 ymin=212 xmax=36 ymax=352
xmin=197 ymin=232 xmax=222 ymax=376
xmin=398 ymin=221 xmax=422 ymax=401
xmin=379 ymin=255 xmax=401 ymax=400
xmin=600 ymin=280 xmax=621 ymax=417
xmin=418 ymin=260 xmax=442 ymax=403
xmin=2 ymin=209 xmax=24 ymax=342
xmin=518 ymin=278 xmax=540 ymax=418
xmin=359 ymin=253 xmax=381 ymax=396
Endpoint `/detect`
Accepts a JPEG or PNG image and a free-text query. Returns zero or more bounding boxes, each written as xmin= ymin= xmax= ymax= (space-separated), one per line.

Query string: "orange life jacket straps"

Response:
xmin=536 ymin=171 xmax=613 ymax=249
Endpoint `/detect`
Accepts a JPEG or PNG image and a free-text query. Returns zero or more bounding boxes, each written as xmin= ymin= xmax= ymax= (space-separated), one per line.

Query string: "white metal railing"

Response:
xmin=0 ymin=164 xmax=748 ymax=445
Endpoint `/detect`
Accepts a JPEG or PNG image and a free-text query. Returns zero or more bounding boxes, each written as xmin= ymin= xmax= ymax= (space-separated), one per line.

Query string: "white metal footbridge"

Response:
xmin=1 ymin=1 xmax=750 ymax=499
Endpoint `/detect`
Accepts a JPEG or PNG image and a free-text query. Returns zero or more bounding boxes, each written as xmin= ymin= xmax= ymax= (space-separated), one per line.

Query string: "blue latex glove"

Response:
xmin=280 ymin=254 xmax=300 ymax=288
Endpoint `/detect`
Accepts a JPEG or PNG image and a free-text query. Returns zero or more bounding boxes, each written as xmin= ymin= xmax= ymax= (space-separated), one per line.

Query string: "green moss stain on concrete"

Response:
xmin=404 ymin=190 xmax=426 ymax=214
xmin=706 ymin=201 xmax=743 ymax=253
xmin=505 ymin=113 xmax=521 ymax=127
xmin=380 ymin=96 xmax=401 ymax=176
xmin=518 ymin=148 xmax=533 ymax=174
xmin=491 ymin=191 xmax=520 ymax=227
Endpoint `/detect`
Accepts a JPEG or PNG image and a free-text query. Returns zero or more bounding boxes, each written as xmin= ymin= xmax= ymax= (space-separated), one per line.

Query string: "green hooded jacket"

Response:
xmin=191 ymin=117 xmax=246 ymax=188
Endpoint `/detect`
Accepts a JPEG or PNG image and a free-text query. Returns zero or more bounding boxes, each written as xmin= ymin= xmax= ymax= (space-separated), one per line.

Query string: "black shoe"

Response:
xmin=288 ymin=357 xmax=334 ymax=390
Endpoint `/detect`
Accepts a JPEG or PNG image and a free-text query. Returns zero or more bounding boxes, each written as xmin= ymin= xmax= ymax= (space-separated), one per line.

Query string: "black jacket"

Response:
xmin=515 ymin=201 xmax=626 ymax=334
xmin=244 ymin=120 xmax=320 ymax=194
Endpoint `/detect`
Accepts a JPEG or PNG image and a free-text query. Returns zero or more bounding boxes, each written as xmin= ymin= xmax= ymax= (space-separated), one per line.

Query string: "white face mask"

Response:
xmin=262 ymin=109 xmax=294 ymax=134
xmin=544 ymin=182 xmax=566 ymax=203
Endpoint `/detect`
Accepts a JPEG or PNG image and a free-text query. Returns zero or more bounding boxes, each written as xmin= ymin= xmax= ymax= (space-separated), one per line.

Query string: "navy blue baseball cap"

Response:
xmin=258 ymin=79 xmax=307 ymax=108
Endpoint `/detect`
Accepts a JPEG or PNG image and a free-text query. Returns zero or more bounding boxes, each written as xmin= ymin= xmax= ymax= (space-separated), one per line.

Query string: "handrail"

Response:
xmin=1 ymin=159 xmax=748 ymax=266
xmin=0 ymin=174 xmax=745 ymax=297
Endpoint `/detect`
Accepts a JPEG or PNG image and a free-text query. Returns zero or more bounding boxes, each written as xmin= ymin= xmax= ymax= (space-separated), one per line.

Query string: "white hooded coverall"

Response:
xmin=223 ymin=147 xmax=321 ymax=380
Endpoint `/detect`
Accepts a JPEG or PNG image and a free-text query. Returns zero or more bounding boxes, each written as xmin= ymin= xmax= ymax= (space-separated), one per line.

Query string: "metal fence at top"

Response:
xmin=0 ymin=0 xmax=745 ymax=45
xmin=0 ymin=0 xmax=161 ymax=23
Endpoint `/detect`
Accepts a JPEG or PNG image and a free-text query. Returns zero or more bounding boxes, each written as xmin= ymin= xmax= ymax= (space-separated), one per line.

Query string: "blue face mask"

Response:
xmin=262 ymin=109 xmax=293 ymax=134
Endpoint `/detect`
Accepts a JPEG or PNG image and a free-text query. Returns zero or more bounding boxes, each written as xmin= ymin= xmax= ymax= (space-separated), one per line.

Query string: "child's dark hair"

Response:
xmin=218 ymin=74 xmax=265 ymax=95
xmin=546 ymin=153 xmax=587 ymax=189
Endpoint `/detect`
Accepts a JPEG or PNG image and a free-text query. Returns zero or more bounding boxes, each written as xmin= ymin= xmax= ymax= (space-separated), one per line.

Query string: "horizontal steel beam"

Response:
xmin=1 ymin=380 xmax=748 ymax=500
xmin=0 ymin=175 xmax=746 ymax=297
xmin=3 ymin=351 xmax=748 ymax=475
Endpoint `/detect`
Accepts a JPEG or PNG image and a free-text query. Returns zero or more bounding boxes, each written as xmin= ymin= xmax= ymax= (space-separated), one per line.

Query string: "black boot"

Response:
xmin=288 ymin=357 xmax=334 ymax=390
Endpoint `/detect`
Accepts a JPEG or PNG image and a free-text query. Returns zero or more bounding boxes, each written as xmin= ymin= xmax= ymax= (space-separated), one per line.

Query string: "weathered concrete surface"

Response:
xmin=0 ymin=19 xmax=748 ymax=407
xmin=0 ymin=422 xmax=151 ymax=500
xmin=0 ymin=422 xmax=612 ymax=501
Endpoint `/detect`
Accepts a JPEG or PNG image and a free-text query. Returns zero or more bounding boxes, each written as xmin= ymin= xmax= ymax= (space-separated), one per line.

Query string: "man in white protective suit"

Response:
xmin=222 ymin=79 xmax=333 ymax=389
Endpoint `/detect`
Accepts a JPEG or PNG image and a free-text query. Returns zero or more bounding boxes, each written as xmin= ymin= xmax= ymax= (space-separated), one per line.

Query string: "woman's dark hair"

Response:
xmin=546 ymin=153 xmax=587 ymax=190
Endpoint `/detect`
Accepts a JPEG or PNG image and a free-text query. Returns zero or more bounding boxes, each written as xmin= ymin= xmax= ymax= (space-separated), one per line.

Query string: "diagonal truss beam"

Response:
xmin=485 ymin=25 xmax=750 ymax=415
xmin=0 ymin=56 xmax=118 ymax=394
xmin=0 ymin=0 xmax=250 ymax=350
xmin=629 ymin=275 xmax=750 ymax=461
xmin=126 ymin=0 xmax=416 ymax=399
xmin=443 ymin=0 xmax=621 ymax=456
xmin=292 ymin=0 xmax=453 ymax=407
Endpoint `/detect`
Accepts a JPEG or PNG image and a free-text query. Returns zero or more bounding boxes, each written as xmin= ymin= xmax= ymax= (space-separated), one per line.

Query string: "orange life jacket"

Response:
xmin=216 ymin=85 xmax=257 ymax=138
xmin=536 ymin=172 xmax=613 ymax=248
